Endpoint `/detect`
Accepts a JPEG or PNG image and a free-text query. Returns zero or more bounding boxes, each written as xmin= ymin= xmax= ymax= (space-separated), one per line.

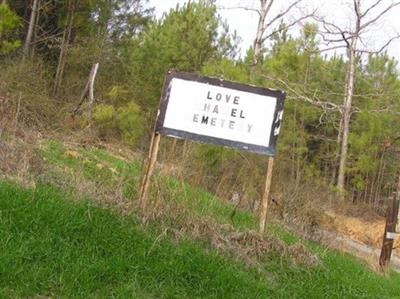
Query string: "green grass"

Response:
xmin=0 ymin=181 xmax=273 ymax=298
xmin=1 ymin=181 xmax=400 ymax=298
xmin=38 ymin=140 xmax=142 ymax=200
xmin=159 ymin=176 xmax=258 ymax=230
xmin=14 ymin=139 xmax=399 ymax=298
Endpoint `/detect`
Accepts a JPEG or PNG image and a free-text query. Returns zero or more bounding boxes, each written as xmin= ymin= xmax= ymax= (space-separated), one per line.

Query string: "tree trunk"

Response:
xmin=22 ymin=0 xmax=39 ymax=62
xmin=252 ymin=0 xmax=273 ymax=65
xmin=337 ymin=38 xmax=357 ymax=200
xmin=374 ymin=155 xmax=385 ymax=206
xmin=88 ymin=63 xmax=99 ymax=126
xmin=53 ymin=0 xmax=75 ymax=97
xmin=31 ymin=0 xmax=40 ymax=58
xmin=336 ymin=0 xmax=363 ymax=200
xmin=72 ymin=63 xmax=100 ymax=117
xmin=331 ymin=117 xmax=343 ymax=186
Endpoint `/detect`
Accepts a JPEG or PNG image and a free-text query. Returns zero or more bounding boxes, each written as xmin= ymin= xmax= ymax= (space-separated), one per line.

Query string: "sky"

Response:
xmin=147 ymin=0 xmax=400 ymax=62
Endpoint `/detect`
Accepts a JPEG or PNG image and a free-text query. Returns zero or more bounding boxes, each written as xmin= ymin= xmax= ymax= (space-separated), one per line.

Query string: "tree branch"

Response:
xmin=264 ymin=0 xmax=302 ymax=28
xmin=355 ymin=33 xmax=400 ymax=54
xmin=360 ymin=2 xmax=400 ymax=31
xmin=260 ymin=74 xmax=341 ymax=111
xmin=318 ymin=45 xmax=347 ymax=53
xmin=216 ymin=6 xmax=261 ymax=17
xmin=360 ymin=0 xmax=383 ymax=19
xmin=261 ymin=12 xmax=314 ymax=43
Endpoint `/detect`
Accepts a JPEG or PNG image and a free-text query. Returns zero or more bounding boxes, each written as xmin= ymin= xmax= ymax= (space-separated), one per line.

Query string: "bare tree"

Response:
xmin=218 ymin=0 xmax=312 ymax=65
xmin=252 ymin=0 xmax=307 ymax=65
xmin=316 ymin=0 xmax=400 ymax=199
xmin=22 ymin=0 xmax=40 ymax=62
xmin=253 ymin=0 xmax=274 ymax=65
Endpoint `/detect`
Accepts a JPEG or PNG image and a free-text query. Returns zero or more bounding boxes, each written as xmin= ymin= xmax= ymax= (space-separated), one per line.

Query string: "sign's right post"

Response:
xmin=259 ymin=156 xmax=275 ymax=234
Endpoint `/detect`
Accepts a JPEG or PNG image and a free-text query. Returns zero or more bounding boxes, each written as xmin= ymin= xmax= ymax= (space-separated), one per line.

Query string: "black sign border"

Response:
xmin=155 ymin=70 xmax=286 ymax=156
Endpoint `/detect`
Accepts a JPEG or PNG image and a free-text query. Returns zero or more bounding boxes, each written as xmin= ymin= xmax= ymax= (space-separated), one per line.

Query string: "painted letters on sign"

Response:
xmin=155 ymin=71 xmax=285 ymax=156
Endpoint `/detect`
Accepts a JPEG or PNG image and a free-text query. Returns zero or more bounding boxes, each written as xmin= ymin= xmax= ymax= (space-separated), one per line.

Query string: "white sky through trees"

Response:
xmin=147 ymin=0 xmax=400 ymax=62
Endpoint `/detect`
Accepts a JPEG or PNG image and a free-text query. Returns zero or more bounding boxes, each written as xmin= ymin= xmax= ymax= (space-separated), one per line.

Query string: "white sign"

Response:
xmin=156 ymin=71 xmax=285 ymax=156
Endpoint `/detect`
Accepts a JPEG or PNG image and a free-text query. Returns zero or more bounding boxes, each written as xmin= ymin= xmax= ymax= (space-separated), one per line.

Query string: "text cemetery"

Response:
xmin=192 ymin=91 xmax=253 ymax=133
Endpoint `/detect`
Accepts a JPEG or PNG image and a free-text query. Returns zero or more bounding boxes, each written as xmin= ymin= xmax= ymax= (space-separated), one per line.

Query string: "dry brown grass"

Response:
xmin=0 ymin=61 xmax=59 ymax=130
xmin=141 ymin=199 xmax=320 ymax=269
xmin=0 ymin=127 xmax=40 ymax=188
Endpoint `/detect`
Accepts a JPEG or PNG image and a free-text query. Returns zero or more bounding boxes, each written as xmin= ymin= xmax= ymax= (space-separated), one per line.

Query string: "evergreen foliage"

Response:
xmin=0 ymin=4 xmax=21 ymax=54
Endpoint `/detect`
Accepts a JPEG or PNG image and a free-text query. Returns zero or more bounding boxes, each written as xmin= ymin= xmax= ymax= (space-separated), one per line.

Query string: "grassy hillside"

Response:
xmin=0 ymin=137 xmax=399 ymax=298
xmin=0 ymin=182 xmax=273 ymax=298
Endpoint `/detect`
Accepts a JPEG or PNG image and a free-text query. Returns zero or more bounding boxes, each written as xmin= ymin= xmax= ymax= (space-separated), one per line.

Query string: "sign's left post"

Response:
xmin=138 ymin=71 xmax=171 ymax=210
xmin=139 ymin=132 xmax=161 ymax=210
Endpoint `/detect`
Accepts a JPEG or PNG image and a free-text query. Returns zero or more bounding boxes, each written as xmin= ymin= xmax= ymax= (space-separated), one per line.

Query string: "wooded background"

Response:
xmin=1 ymin=0 xmax=400 ymax=219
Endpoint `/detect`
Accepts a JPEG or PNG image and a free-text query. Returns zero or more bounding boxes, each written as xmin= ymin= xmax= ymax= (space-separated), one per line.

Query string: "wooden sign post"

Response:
xmin=138 ymin=71 xmax=285 ymax=231
xmin=379 ymin=174 xmax=400 ymax=273
xmin=259 ymin=156 xmax=275 ymax=233
xmin=139 ymin=132 xmax=161 ymax=210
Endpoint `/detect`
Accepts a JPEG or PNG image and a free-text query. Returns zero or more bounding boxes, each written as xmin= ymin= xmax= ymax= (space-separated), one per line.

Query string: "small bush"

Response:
xmin=116 ymin=102 xmax=145 ymax=146
xmin=93 ymin=104 xmax=115 ymax=128
xmin=0 ymin=4 xmax=21 ymax=55
xmin=92 ymin=102 xmax=145 ymax=146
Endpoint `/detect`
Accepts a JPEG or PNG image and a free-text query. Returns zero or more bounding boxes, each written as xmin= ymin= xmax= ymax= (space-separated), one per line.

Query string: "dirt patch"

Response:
xmin=320 ymin=210 xmax=400 ymax=255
